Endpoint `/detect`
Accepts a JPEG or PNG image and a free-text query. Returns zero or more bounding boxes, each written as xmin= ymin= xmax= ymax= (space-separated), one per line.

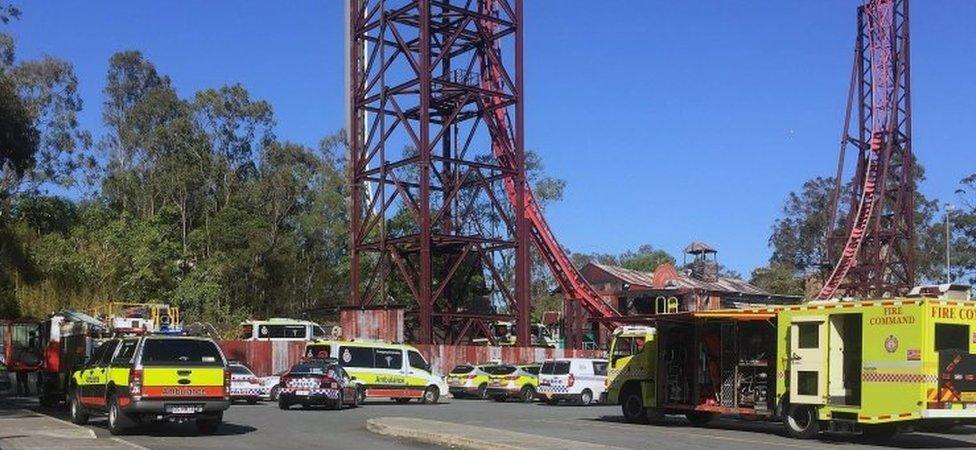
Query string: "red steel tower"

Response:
xmin=820 ymin=0 xmax=915 ymax=299
xmin=346 ymin=0 xmax=618 ymax=346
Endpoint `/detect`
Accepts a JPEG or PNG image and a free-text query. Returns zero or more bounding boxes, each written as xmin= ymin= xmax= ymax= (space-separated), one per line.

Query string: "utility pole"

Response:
xmin=945 ymin=203 xmax=955 ymax=284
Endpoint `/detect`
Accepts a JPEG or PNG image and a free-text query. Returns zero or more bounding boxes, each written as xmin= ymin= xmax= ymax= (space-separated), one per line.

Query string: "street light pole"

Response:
xmin=945 ymin=203 xmax=955 ymax=284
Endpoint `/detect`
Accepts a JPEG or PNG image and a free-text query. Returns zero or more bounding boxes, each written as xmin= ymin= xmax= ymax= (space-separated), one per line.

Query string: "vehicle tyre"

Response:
xmin=621 ymin=388 xmax=648 ymax=424
xmin=278 ymin=397 xmax=290 ymax=410
xmin=351 ymin=389 xmax=361 ymax=407
xmin=545 ymin=397 xmax=559 ymax=405
xmin=421 ymin=386 xmax=440 ymax=404
xmin=269 ymin=385 xmax=280 ymax=401
xmin=196 ymin=412 xmax=222 ymax=435
xmin=477 ymin=383 xmax=488 ymax=399
xmin=685 ymin=411 xmax=718 ymax=427
xmin=332 ymin=393 xmax=344 ymax=410
xmin=69 ymin=390 xmax=89 ymax=425
xmin=783 ymin=404 xmax=821 ymax=439
xmin=861 ymin=424 xmax=898 ymax=442
xmin=394 ymin=398 xmax=412 ymax=404
xmin=356 ymin=385 xmax=367 ymax=405
xmin=107 ymin=396 xmax=132 ymax=435
xmin=579 ymin=389 xmax=593 ymax=406
xmin=520 ymin=386 xmax=536 ymax=403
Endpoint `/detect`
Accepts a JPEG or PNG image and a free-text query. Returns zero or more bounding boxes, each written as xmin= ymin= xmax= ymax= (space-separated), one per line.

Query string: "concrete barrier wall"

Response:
xmin=221 ymin=340 xmax=605 ymax=377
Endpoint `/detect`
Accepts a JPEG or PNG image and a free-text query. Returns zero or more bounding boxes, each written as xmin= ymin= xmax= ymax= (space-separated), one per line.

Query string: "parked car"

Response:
xmin=486 ymin=364 xmax=540 ymax=403
xmin=445 ymin=364 xmax=498 ymax=399
xmin=228 ymin=362 xmax=266 ymax=404
xmin=263 ymin=369 xmax=286 ymax=401
xmin=537 ymin=358 xmax=608 ymax=406
xmin=277 ymin=359 xmax=361 ymax=410
xmin=69 ymin=335 xmax=230 ymax=435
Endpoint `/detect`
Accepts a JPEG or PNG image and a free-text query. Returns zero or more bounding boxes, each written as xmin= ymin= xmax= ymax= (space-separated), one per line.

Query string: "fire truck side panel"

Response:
xmin=776 ymin=300 xmax=976 ymax=425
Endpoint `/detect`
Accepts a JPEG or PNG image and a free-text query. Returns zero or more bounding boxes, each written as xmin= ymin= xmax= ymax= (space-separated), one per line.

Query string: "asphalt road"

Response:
xmin=11 ymin=395 xmax=976 ymax=449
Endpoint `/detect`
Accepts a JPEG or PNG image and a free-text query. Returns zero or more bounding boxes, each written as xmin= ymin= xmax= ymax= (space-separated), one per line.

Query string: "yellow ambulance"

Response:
xmin=304 ymin=339 xmax=448 ymax=404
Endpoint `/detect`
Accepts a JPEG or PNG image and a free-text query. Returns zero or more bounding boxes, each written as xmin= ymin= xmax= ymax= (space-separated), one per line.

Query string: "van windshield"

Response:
xmin=141 ymin=339 xmax=223 ymax=366
xmin=484 ymin=365 xmax=516 ymax=375
xmin=540 ymin=361 xmax=570 ymax=375
xmin=450 ymin=365 xmax=474 ymax=374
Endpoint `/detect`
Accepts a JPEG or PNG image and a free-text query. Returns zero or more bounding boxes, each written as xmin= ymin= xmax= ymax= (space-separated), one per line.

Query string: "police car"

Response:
xmin=277 ymin=359 xmax=360 ymax=410
xmin=537 ymin=358 xmax=608 ymax=406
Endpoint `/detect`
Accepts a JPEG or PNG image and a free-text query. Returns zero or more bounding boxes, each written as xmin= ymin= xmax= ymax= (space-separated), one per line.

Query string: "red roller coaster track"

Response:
xmin=477 ymin=1 xmax=619 ymax=321
xmin=819 ymin=0 xmax=915 ymax=299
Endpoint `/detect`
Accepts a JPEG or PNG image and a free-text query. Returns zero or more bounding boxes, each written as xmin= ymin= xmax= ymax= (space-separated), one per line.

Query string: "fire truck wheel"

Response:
xmin=621 ymin=389 xmax=648 ymax=424
xmin=783 ymin=404 xmax=821 ymax=439
xmin=69 ymin=391 xmax=89 ymax=425
xmin=685 ymin=411 xmax=718 ymax=426
xmin=421 ymin=386 xmax=440 ymax=404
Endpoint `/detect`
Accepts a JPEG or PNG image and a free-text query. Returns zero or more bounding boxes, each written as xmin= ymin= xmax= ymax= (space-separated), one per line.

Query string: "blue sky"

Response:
xmin=8 ymin=1 xmax=974 ymax=277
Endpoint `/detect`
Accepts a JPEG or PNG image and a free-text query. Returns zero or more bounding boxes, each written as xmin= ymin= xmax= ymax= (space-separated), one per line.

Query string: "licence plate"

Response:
xmin=961 ymin=392 xmax=976 ymax=402
xmin=296 ymin=390 xmax=310 ymax=396
xmin=166 ymin=404 xmax=200 ymax=415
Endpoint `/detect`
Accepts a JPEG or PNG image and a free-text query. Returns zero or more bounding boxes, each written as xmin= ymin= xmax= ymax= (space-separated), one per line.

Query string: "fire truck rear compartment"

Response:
xmin=659 ymin=318 xmax=776 ymax=414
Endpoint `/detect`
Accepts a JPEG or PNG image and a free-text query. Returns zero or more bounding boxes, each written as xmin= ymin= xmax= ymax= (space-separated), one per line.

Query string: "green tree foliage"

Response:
xmin=3 ymin=45 xmax=352 ymax=333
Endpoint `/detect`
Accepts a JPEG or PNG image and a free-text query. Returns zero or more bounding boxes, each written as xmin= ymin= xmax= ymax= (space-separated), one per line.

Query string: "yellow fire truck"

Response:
xmin=605 ymin=286 xmax=976 ymax=440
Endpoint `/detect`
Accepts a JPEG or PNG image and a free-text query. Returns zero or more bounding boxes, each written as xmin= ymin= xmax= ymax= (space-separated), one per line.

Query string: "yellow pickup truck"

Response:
xmin=69 ymin=335 xmax=230 ymax=435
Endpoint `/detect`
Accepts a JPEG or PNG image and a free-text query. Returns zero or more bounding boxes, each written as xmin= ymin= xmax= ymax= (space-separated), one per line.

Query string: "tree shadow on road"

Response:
xmin=588 ymin=414 xmax=976 ymax=449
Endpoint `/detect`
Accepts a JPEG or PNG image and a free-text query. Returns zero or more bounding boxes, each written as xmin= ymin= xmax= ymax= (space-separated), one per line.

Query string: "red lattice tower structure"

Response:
xmin=346 ymin=0 xmax=618 ymax=346
xmin=820 ymin=0 xmax=915 ymax=299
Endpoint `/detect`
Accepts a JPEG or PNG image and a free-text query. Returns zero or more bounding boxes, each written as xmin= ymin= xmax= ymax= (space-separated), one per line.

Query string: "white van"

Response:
xmin=537 ymin=358 xmax=608 ymax=406
xmin=239 ymin=318 xmax=329 ymax=341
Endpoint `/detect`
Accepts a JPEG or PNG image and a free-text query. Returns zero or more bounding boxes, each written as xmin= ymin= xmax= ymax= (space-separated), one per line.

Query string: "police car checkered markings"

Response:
xmin=280 ymin=387 xmax=341 ymax=399
xmin=285 ymin=378 xmax=322 ymax=388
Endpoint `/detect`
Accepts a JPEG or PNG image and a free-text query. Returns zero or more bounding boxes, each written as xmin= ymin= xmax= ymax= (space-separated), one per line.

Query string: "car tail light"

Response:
xmin=567 ymin=373 xmax=575 ymax=387
xmin=130 ymin=368 xmax=143 ymax=397
xmin=320 ymin=378 xmax=339 ymax=389
xmin=223 ymin=369 xmax=232 ymax=399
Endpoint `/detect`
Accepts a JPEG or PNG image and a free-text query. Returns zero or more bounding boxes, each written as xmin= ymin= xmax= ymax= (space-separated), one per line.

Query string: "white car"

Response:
xmin=228 ymin=362 xmax=269 ymax=404
xmin=262 ymin=370 xmax=287 ymax=401
xmin=537 ymin=358 xmax=608 ymax=406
